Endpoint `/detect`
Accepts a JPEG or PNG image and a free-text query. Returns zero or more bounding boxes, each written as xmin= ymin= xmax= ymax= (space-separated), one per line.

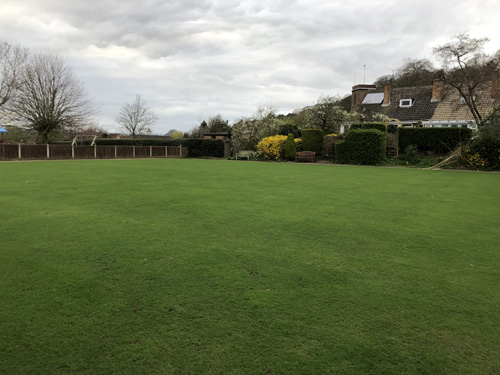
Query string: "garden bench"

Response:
xmin=295 ymin=151 xmax=316 ymax=163
xmin=236 ymin=150 xmax=252 ymax=160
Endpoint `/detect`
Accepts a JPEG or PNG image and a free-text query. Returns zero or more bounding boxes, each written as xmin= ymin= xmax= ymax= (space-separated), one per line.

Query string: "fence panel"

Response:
xmin=166 ymin=146 xmax=180 ymax=157
xmin=151 ymin=146 xmax=166 ymax=157
xmin=0 ymin=144 xmax=188 ymax=161
xmin=74 ymin=145 xmax=95 ymax=159
xmin=116 ymin=146 xmax=134 ymax=158
xmin=21 ymin=144 xmax=47 ymax=159
xmin=135 ymin=146 xmax=150 ymax=158
xmin=96 ymin=146 xmax=115 ymax=159
xmin=50 ymin=145 xmax=73 ymax=159
xmin=0 ymin=144 xmax=20 ymax=159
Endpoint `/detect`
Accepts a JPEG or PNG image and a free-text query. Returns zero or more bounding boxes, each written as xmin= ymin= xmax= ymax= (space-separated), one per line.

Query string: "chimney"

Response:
xmin=492 ymin=75 xmax=500 ymax=99
xmin=431 ymin=77 xmax=444 ymax=102
xmin=351 ymin=84 xmax=376 ymax=113
xmin=382 ymin=84 xmax=391 ymax=106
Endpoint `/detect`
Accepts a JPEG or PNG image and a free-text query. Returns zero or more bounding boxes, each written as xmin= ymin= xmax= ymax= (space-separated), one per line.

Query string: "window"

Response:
xmin=399 ymin=99 xmax=414 ymax=107
xmin=460 ymin=95 xmax=475 ymax=104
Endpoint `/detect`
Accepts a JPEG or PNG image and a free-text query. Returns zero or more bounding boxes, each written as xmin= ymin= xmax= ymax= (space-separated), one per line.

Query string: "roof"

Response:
xmin=355 ymin=81 xmax=499 ymax=124
xmin=357 ymin=85 xmax=438 ymax=122
xmin=431 ymin=81 xmax=497 ymax=122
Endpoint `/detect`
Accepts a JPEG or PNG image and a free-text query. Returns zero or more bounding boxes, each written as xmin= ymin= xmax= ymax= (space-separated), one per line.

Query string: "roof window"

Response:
xmin=399 ymin=99 xmax=414 ymax=108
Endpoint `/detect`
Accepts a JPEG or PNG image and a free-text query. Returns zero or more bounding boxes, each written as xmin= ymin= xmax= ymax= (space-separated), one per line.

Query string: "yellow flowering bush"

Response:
xmin=467 ymin=151 xmax=488 ymax=168
xmin=256 ymin=135 xmax=287 ymax=160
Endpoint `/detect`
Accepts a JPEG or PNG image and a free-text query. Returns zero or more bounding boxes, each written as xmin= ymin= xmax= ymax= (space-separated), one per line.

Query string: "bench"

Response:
xmin=236 ymin=150 xmax=252 ymax=160
xmin=295 ymin=151 xmax=316 ymax=163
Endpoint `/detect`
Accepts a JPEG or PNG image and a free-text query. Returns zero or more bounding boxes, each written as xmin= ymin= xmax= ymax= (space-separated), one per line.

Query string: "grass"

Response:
xmin=1 ymin=159 xmax=499 ymax=374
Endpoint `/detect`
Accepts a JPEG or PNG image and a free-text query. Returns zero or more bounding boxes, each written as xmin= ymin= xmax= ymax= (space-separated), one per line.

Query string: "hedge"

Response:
xmin=301 ymin=129 xmax=323 ymax=154
xmin=399 ymin=128 xmax=473 ymax=154
xmin=336 ymin=129 xmax=386 ymax=165
xmin=284 ymin=133 xmax=297 ymax=160
xmin=52 ymin=138 xmax=225 ymax=158
xmin=350 ymin=122 xmax=387 ymax=133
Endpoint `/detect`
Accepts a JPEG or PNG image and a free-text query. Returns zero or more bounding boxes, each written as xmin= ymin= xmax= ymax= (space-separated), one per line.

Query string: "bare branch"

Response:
xmin=6 ymin=53 xmax=95 ymax=143
xmin=116 ymin=95 xmax=158 ymax=137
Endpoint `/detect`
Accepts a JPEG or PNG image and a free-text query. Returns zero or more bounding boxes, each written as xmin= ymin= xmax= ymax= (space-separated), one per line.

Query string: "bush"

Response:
xmin=468 ymin=137 xmax=500 ymax=170
xmin=403 ymin=144 xmax=419 ymax=164
xmin=284 ymin=133 xmax=296 ymax=160
xmin=302 ymin=129 xmax=323 ymax=154
xmin=350 ymin=122 xmax=387 ymax=133
xmin=278 ymin=124 xmax=301 ymax=138
xmin=256 ymin=135 xmax=287 ymax=160
xmin=321 ymin=134 xmax=343 ymax=160
xmin=336 ymin=129 xmax=386 ymax=165
xmin=399 ymin=128 xmax=472 ymax=154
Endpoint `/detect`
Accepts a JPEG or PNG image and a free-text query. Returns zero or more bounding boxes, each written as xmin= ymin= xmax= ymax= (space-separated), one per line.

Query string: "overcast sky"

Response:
xmin=2 ymin=0 xmax=499 ymax=134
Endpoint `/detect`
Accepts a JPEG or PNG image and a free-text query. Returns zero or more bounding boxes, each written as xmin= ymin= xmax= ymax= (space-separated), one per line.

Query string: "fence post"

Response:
xmin=165 ymin=146 xmax=168 ymax=158
xmin=150 ymin=146 xmax=152 ymax=158
xmin=115 ymin=145 xmax=117 ymax=158
xmin=47 ymin=144 xmax=50 ymax=159
xmin=72 ymin=144 xmax=75 ymax=159
xmin=18 ymin=144 xmax=21 ymax=159
xmin=179 ymin=144 xmax=182 ymax=158
xmin=94 ymin=145 xmax=97 ymax=159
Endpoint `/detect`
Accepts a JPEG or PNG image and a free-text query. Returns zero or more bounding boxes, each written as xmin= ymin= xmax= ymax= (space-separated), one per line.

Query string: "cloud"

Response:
xmin=1 ymin=0 xmax=500 ymax=133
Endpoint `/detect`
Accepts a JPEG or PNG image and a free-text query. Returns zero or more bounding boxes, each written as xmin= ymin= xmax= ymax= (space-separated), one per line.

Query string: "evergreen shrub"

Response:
xmin=336 ymin=129 xmax=386 ymax=165
xmin=350 ymin=122 xmax=387 ymax=133
xmin=284 ymin=133 xmax=296 ymax=160
xmin=399 ymin=128 xmax=472 ymax=154
xmin=302 ymin=129 xmax=323 ymax=154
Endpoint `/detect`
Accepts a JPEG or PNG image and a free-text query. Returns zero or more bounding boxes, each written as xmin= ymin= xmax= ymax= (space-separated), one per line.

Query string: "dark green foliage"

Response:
xmin=403 ymin=144 xmax=419 ymax=164
xmin=336 ymin=129 xmax=386 ymax=165
xmin=284 ymin=133 xmax=296 ymax=160
xmin=302 ymin=129 xmax=323 ymax=154
xmin=52 ymin=138 xmax=225 ymax=158
xmin=387 ymin=124 xmax=398 ymax=133
xmin=278 ymin=123 xmax=301 ymax=138
xmin=321 ymin=134 xmax=343 ymax=160
xmin=350 ymin=122 xmax=387 ymax=133
xmin=399 ymin=128 xmax=472 ymax=154
xmin=469 ymin=137 xmax=500 ymax=170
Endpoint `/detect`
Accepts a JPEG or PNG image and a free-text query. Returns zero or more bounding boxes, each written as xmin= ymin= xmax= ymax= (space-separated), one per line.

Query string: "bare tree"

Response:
xmin=116 ymin=95 xmax=158 ymax=137
xmin=7 ymin=53 xmax=95 ymax=143
xmin=0 ymin=41 xmax=29 ymax=111
xmin=433 ymin=32 xmax=500 ymax=127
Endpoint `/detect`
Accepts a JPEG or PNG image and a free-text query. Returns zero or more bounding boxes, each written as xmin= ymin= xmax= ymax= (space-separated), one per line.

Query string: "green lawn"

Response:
xmin=1 ymin=159 xmax=499 ymax=374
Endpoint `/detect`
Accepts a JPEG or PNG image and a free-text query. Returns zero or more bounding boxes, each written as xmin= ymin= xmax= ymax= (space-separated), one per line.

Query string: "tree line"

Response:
xmin=1 ymin=33 xmax=498 ymax=144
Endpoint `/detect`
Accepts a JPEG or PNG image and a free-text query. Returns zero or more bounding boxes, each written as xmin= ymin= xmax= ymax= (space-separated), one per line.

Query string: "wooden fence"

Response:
xmin=0 ymin=144 xmax=188 ymax=161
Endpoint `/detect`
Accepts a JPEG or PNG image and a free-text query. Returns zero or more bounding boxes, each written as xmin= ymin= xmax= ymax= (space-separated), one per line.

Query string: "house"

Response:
xmin=203 ymin=132 xmax=230 ymax=140
xmin=351 ymin=76 xmax=500 ymax=129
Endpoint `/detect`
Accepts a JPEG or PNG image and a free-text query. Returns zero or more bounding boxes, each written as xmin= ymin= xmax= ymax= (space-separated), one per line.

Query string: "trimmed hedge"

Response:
xmin=302 ymin=129 xmax=323 ymax=154
xmin=336 ymin=129 xmax=386 ymax=165
xmin=350 ymin=122 xmax=387 ymax=133
xmin=399 ymin=128 xmax=473 ymax=154
xmin=52 ymin=138 xmax=225 ymax=158
xmin=284 ymin=133 xmax=296 ymax=160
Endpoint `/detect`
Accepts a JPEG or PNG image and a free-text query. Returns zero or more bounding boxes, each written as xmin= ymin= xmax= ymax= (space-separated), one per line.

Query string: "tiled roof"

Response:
xmin=356 ymin=82 xmax=499 ymax=124
xmin=357 ymin=85 xmax=438 ymax=122
xmin=431 ymin=81 xmax=498 ymax=121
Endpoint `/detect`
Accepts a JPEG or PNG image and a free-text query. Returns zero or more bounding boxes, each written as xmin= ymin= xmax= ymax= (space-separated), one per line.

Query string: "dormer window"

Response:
xmin=460 ymin=95 xmax=475 ymax=104
xmin=399 ymin=99 xmax=414 ymax=108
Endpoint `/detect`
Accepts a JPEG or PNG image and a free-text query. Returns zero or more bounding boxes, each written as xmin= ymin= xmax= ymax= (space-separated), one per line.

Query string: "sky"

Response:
xmin=1 ymin=0 xmax=499 ymax=134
